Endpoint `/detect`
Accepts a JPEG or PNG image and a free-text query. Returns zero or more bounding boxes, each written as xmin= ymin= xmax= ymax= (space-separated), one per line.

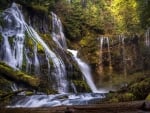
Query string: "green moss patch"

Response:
xmin=0 ymin=62 xmax=40 ymax=88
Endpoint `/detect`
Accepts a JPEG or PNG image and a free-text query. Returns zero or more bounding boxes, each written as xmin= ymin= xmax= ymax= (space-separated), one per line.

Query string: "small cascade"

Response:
xmin=51 ymin=12 xmax=67 ymax=49
xmin=11 ymin=83 xmax=19 ymax=92
xmin=1 ymin=34 xmax=15 ymax=67
xmin=145 ymin=28 xmax=150 ymax=47
xmin=99 ymin=37 xmax=104 ymax=74
xmin=67 ymin=49 xmax=104 ymax=93
xmin=106 ymin=37 xmax=112 ymax=71
xmin=71 ymin=81 xmax=77 ymax=93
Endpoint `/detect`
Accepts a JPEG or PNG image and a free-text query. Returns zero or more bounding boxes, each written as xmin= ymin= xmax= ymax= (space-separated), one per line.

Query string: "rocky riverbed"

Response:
xmin=0 ymin=101 xmax=149 ymax=113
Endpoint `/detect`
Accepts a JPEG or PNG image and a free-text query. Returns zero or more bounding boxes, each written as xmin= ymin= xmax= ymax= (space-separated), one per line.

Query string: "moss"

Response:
xmin=0 ymin=62 xmax=40 ymax=88
xmin=30 ymin=4 xmax=48 ymax=15
xmin=73 ymin=80 xmax=91 ymax=92
xmin=37 ymin=43 xmax=44 ymax=53
xmin=119 ymin=93 xmax=136 ymax=102
xmin=0 ymin=76 xmax=12 ymax=96
xmin=25 ymin=91 xmax=34 ymax=96
xmin=129 ymin=77 xmax=150 ymax=100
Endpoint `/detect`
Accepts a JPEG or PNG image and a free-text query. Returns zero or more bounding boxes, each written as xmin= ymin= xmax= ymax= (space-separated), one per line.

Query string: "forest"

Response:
xmin=0 ymin=0 xmax=150 ymax=112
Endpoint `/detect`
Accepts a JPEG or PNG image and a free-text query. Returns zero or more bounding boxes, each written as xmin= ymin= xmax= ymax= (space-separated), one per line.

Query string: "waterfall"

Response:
xmin=51 ymin=12 xmax=67 ymax=49
xmin=99 ymin=37 xmax=112 ymax=73
xmin=0 ymin=3 xmax=68 ymax=93
xmin=11 ymin=83 xmax=19 ymax=92
xmin=67 ymin=49 xmax=105 ymax=93
xmin=27 ymin=26 xmax=68 ymax=93
xmin=0 ymin=3 xmax=25 ymax=68
xmin=99 ymin=37 xmax=104 ymax=74
xmin=106 ymin=37 xmax=112 ymax=71
xmin=145 ymin=28 xmax=150 ymax=47
xmin=51 ymin=12 xmax=106 ymax=93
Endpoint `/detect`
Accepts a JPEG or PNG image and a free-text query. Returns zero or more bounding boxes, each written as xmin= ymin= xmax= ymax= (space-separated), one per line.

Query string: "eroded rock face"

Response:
xmin=79 ymin=35 xmax=150 ymax=89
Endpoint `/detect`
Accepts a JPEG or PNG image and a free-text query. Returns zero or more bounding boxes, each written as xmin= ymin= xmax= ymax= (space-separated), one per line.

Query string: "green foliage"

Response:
xmin=107 ymin=92 xmax=136 ymax=102
xmin=110 ymin=0 xmax=140 ymax=34
xmin=73 ymin=80 xmax=91 ymax=92
xmin=136 ymin=0 xmax=150 ymax=29
xmin=129 ymin=78 xmax=150 ymax=100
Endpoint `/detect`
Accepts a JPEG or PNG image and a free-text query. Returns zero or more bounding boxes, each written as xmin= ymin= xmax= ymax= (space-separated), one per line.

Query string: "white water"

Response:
xmin=8 ymin=93 xmax=105 ymax=108
xmin=27 ymin=26 xmax=68 ymax=93
xmin=99 ymin=37 xmax=104 ymax=73
xmin=11 ymin=83 xmax=19 ymax=92
xmin=67 ymin=49 xmax=106 ymax=93
xmin=0 ymin=3 xmax=25 ymax=68
xmin=51 ymin=12 xmax=67 ymax=49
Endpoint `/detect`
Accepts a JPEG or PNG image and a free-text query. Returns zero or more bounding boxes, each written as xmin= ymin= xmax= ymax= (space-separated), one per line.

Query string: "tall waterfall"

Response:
xmin=51 ymin=12 xmax=67 ymax=49
xmin=0 ymin=3 xmax=68 ymax=93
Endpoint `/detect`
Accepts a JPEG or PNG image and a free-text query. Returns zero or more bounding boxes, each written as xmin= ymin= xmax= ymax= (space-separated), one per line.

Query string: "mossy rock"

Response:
xmin=129 ymin=77 xmax=150 ymax=100
xmin=25 ymin=91 xmax=34 ymax=96
xmin=0 ymin=62 xmax=40 ymax=88
xmin=118 ymin=93 xmax=136 ymax=102
xmin=73 ymin=80 xmax=91 ymax=92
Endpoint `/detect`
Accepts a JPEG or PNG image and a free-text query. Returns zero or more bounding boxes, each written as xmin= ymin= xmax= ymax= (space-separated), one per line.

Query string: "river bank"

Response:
xmin=0 ymin=101 xmax=149 ymax=113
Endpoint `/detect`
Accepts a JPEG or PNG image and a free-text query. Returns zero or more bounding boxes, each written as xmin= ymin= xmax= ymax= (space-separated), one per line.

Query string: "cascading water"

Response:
xmin=0 ymin=3 xmax=25 ymax=68
xmin=51 ymin=12 xmax=105 ymax=93
xmin=99 ymin=37 xmax=104 ymax=74
xmin=51 ymin=12 xmax=67 ymax=49
xmin=0 ymin=3 xmax=68 ymax=93
xmin=67 ymin=49 xmax=105 ymax=93
xmin=0 ymin=3 xmax=108 ymax=108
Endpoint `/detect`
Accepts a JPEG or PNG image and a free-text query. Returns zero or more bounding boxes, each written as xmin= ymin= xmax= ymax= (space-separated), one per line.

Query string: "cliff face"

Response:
xmin=0 ymin=2 xmax=90 ymax=98
xmin=79 ymin=34 xmax=150 ymax=89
